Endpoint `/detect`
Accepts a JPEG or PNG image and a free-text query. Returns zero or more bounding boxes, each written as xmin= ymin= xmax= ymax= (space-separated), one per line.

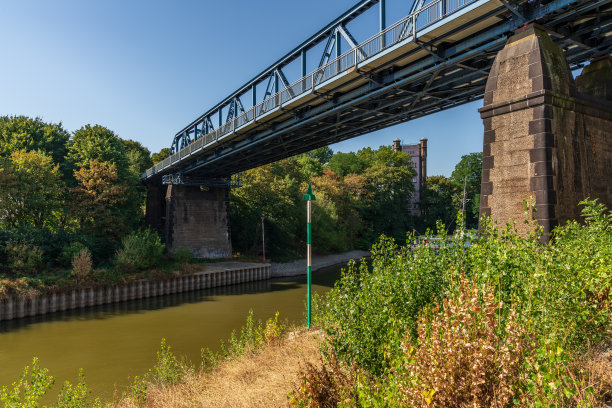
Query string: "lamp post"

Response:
xmin=303 ymin=182 xmax=316 ymax=328
xmin=261 ymin=216 xmax=266 ymax=262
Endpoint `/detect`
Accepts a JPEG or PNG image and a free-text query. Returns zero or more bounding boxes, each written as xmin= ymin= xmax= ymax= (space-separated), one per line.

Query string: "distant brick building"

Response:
xmin=393 ymin=138 xmax=427 ymax=216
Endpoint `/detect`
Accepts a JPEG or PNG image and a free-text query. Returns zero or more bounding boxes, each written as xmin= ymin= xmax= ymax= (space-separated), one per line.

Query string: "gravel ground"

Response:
xmin=270 ymin=250 xmax=370 ymax=278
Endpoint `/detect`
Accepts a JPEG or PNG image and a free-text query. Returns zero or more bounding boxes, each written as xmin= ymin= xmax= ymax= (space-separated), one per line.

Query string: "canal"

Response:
xmin=0 ymin=264 xmax=344 ymax=402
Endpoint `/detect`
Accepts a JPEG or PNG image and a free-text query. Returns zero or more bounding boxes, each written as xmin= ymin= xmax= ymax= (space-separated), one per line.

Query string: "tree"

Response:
xmin=69 ymin=125 xmax=130 ymax=179
xmin=418 ymin=175 xmax=457 ymax=231
xmin=69 ymin=160 xmax=133 ymax=241
xmin=311 ymin=169 xmax=362 ymax=252
xmin=151 ymin=147 xmax=171 ymax=164
xmin=297 ymin=146 xmax=335 ymax=181
xmin=450 ymin=152 xmax=482 ymax=228
xmin=0 ymin=150 xmax=64 ymax=228
xmin=0 ymin=116 xmax=71 ymax=178
xmin=122 ymin=139 xmax=153 ymax=177
xmin=361 ymin=162 xmax=416 ymax=243
xmin=327 ymin=152 xmax=367 ymax=176
xmin=230 ymin=158 xmax=303 ymax=258
xmin=306 ymin=146 xmax=333 ymax=165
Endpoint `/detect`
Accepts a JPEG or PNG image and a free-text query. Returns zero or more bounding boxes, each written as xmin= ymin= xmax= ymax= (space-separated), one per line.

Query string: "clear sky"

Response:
xmin=0 ymin=0 xmax=484 ymax=177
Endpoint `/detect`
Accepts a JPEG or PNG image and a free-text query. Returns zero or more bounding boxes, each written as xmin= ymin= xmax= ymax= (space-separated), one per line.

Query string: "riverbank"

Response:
xmin=270 ymin=250 xmax=370 ymax=277
xmin=0 ymin=263 xmax=270 ymax=321
xmin=116 ymin=328 xmax=322 ymax=408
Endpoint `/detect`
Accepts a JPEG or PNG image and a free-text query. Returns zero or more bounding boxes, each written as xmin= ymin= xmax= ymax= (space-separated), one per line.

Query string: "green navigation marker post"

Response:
xmin=303 ymin=182 xmax=316 ymax=328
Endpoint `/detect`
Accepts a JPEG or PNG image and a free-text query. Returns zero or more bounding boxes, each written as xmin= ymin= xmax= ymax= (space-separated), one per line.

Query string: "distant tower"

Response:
xmin=393 ymin=138 xmax=402 ymax=152
xmin=394 ymin=138 xmax=427 ymax=215
xmin=419 ymin=137 xmax=427 ymax=189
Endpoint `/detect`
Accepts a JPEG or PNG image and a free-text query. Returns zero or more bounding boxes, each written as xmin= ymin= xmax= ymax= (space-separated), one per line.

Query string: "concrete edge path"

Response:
xmin=271 ymin=250 xmax=371 ymax=278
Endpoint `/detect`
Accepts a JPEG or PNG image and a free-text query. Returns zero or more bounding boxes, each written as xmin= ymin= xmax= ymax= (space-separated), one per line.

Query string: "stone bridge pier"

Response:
xmin=145 ymin=183 xmax=232 ymax=259
xmin=479 ymin=24 xmax=612 ymax=239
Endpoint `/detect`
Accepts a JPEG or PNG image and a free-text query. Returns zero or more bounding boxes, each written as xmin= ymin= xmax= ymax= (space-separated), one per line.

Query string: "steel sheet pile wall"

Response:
xmin=0 ymin=265 xmax=270 ymax=321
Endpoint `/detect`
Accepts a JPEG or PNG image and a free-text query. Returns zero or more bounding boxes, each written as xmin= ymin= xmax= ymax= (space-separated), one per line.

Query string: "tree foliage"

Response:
xmin=69 ymin=125 xmax=130 ymax=179
xmin=419 ymin=175 xmax=457 ymax=231
xmin=151 ymin=148 xmax=171 ymax=164
xmin=122 ymin=139 xmax=153 ymax=177
xmin=450 ymin=152 xmax=482 ymax=228
xmin=0 ymin=116 xmax=152 ymax=273
xmin=69 ymin=160 xmax=134 ymax=241
xmin=0 ymin=150 xmax=64 ymax=229
xmin=230 ymin=145 xmax=416 ymax=258
xmin=0 ymin=116 xmax=71 ymax=178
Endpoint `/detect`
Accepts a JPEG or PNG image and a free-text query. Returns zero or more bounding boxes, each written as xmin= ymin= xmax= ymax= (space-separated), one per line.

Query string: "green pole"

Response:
xmin=303 ymin=183 xmax=316 ymax=329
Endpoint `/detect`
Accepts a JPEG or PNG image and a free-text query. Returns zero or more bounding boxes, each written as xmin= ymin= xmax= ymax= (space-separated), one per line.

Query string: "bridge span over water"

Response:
xmin=144 ymin=0 xmax=612 ymax=258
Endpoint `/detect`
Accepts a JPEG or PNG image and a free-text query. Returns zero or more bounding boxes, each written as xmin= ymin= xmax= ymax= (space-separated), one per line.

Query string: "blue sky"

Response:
xmin=0 ymin=0 xmax=483 ymax=176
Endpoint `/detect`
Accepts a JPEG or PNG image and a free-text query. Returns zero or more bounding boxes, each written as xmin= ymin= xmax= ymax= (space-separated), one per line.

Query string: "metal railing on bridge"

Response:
xmin=143 ymin=0 xmax=477 ymax=180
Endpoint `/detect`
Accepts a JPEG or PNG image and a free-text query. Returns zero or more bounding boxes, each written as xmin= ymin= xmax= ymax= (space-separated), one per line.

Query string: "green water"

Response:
xmin=0 ymin=265 xmax=343 ymax=402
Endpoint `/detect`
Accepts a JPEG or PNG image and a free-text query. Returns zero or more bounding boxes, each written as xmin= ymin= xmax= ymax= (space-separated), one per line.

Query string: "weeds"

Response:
xmin=400 ymin=276 xmax=531 ymax=407
xmin=71 ymin=249 xmax=92 ymax=285
xmin=0 ymin=358 xmax=100 ymax=408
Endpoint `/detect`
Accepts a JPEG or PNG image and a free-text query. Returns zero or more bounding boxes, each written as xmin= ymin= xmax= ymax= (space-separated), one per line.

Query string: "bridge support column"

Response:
xmin=164 ymin=185 xmax=232 ymax=258
xmin=479 ymin=25 xmax=612 ymax=240
xmin=145 ymin=183 xmax=166 ymax=231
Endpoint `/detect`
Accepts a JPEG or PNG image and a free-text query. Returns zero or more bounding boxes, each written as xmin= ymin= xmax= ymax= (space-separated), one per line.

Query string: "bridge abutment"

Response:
xmin=146 ymin=184 xmax=232 ymax=259
xmin=479 ymin=25 xmax=612 ymax=239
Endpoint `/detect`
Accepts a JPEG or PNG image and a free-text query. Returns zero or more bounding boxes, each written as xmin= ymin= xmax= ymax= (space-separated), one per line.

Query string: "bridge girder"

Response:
xmin=149 ymin=0 xmax=612 ymax=182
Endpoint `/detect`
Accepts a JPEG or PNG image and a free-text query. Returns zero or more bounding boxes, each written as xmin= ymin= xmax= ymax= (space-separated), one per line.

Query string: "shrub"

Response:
xmin=55 ymin=369 xmax=101 ymax=408
xmin=59 ymin=242 xmax=88 ymax=267
xmin=0 ymin=358 xmax=100 ymax=408
xmin=4 ymin=242 xmax=44 ymax=275
xmin=400 ymin=276 xmax=532 ymax=407
xmin=0 ymin=357 xmax=54 ymax=408
xmin=315 ymin=232 xmax=449 ymax=374
xmin=309 ymin=199 xmax=611 ymax=406
xmin=150 ymin=338 xmax=186 ymax=386
xmin=71 ymin=249 xmax=92 ymax=285
xmin=173 ymin=247 xmax=193 ymax=264
xmin=290 ymin=354 xmax=360 ymax=408
xmin=114 ymin=229 xmax=165 ymax=272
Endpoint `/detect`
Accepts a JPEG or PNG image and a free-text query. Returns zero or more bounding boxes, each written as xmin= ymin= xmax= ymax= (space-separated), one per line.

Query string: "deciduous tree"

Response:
xmin=151 ymin=148 xmax=171 ymax=164
xmin=70 ymin=160 xmax=133 ymax=241
xmin=69 ymin=125 xmax=130 ymax=180
xmin=0 ymin=150 xmax=64 ymax=228
xmin=122 ymin=139 xmax=153 ymax=177
xmin=0 ymin=116 xmax=70 ymax=178
xmin=450 ymin=152 xmax=482 ymax=228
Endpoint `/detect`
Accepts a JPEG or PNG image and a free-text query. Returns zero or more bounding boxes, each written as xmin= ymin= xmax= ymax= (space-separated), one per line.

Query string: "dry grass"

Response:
xmin=583 ymin=339 xmax=612 ymax=407
xmin=116 ymin=329 xmax=322 ymax=408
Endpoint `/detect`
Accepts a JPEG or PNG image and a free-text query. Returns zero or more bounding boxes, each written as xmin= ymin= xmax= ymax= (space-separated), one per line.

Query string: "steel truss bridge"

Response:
xmin=143 ymin=0 xmax=612 ymax=185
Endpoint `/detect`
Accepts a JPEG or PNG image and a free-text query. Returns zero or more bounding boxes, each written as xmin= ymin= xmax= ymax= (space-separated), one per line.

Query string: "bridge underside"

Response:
xmin=145 ymin=0 xmax=611 ymax=183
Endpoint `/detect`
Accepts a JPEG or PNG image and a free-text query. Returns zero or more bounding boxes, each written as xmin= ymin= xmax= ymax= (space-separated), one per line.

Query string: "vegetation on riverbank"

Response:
xmin=2 ymin=200 xmax=610 ymax=407
xmin=292 ymin=199 xmax=611 ymax=406
xmin=0 ymin=115 xmax=482 ymax=296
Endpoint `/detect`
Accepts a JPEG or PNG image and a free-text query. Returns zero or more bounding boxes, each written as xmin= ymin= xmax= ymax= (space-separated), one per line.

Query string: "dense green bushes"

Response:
xmin=114 ymin=229 xmax=165 ymax=272
xmin=297 ymin=199 xmax=611 ymax=406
